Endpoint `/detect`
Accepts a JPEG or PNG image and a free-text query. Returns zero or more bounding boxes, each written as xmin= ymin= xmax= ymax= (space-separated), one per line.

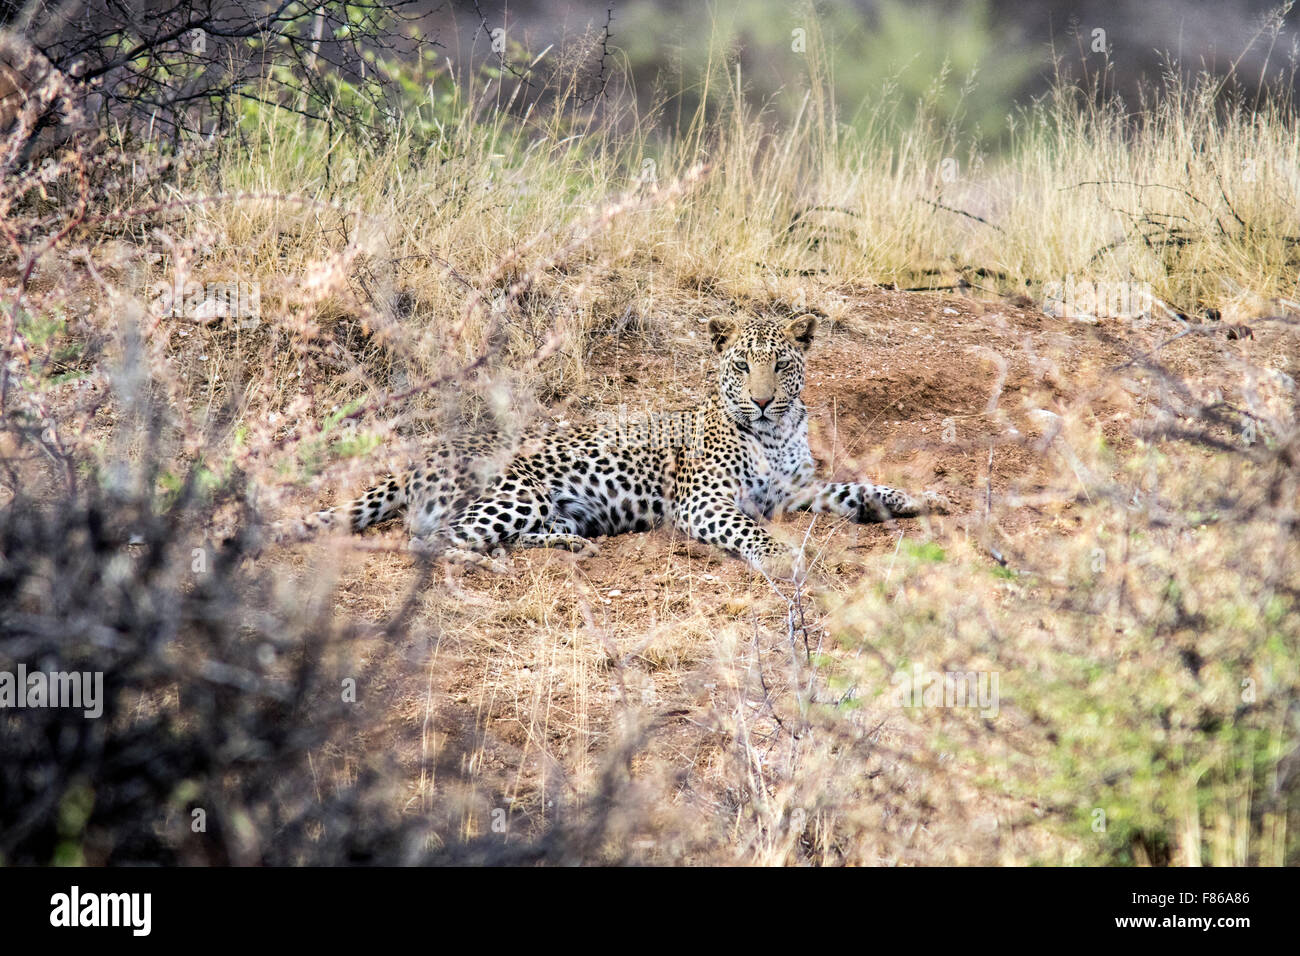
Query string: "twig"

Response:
xmin=918 ymin=197 xmax=1004 ymax=232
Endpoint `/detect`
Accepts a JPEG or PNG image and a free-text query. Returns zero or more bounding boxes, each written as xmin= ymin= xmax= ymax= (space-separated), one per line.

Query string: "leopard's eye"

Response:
xmin=775 ymin=359 xmax=792 ymax=372
xmin=734 ymin=360 xmax=749 ymax=373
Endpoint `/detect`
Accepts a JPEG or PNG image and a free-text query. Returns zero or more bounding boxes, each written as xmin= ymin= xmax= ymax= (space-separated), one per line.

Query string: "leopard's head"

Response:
xmin=708 ymin=314 xmax=816 ymax=427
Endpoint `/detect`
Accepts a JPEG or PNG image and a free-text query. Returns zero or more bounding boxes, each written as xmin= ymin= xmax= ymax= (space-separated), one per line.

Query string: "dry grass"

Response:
xmin=2 ymin=17 xmax=1298 ymax=865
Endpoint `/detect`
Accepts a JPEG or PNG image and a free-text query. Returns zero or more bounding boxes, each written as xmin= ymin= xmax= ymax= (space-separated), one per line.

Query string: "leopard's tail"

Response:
xmin=272 ymin=473 xmax=407 ymax=543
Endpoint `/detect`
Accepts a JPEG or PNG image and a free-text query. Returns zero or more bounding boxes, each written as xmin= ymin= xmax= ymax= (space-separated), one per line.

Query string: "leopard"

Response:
xmin=280 ymin=313 xmax=948 ymax=575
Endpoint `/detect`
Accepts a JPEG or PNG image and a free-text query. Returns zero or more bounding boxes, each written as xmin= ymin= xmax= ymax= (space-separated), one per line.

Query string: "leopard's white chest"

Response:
xmin=737 ymin=416 xmax=811 ymax=518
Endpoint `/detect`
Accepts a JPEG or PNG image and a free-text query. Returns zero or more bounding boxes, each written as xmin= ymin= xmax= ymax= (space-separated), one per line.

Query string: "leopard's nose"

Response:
xmin=752 ymin=397 xmax=772 ymax=410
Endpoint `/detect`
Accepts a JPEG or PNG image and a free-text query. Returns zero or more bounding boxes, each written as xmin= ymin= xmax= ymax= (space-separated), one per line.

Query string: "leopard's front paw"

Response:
xmin=548 ymin=534 xmax=599 ymax=557
xmin=921 ymin=490 xmax=952 ymax=514
xmin=754 ymin=548 xmax=807 ymax=581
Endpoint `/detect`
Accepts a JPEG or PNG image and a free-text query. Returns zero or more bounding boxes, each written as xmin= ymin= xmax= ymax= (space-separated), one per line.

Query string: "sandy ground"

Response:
xmin=265 ymin=286 xmax=1291 ymax=862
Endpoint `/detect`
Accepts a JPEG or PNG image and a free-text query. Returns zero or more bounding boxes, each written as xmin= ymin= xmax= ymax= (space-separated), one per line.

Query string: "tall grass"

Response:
xmin=181 ymin=20 xmax=1300 ymax=387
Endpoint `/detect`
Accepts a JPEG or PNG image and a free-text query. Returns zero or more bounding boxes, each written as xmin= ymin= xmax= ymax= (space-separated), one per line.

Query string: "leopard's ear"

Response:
xmin=784 ymin=313 xmax=817 ymax=351
xmin=708 ymin=316 xmax=740 ymax=353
